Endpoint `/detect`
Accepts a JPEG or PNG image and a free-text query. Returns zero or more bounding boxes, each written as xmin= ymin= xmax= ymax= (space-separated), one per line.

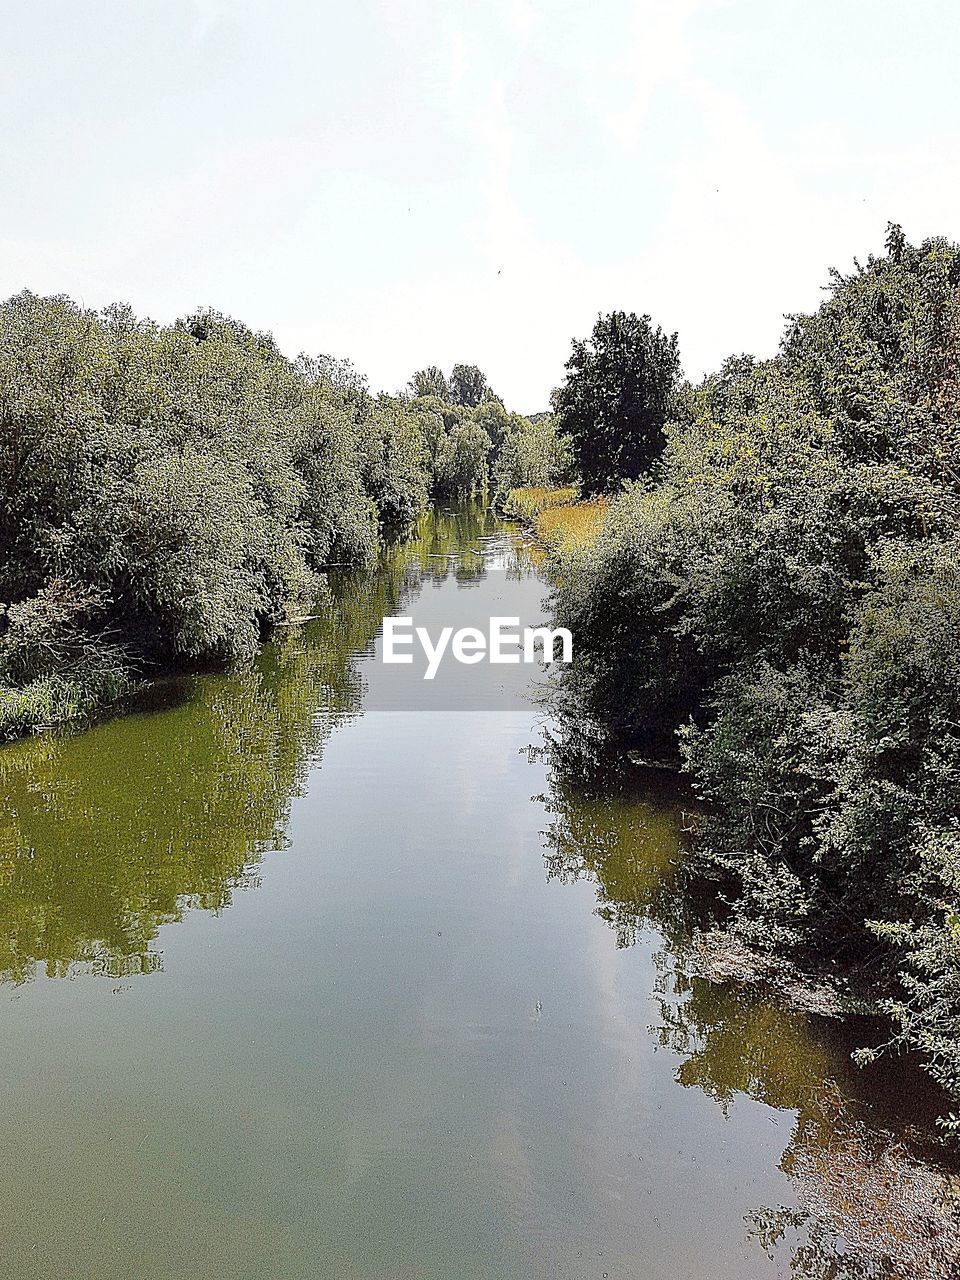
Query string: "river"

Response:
xmin=0 ymin=503 xmax=957 ymax=1279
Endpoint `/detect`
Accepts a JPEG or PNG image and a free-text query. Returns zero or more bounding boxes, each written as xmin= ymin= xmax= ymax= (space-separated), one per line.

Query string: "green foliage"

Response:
xmin=491 ymin=411 xmax=573 ymax=497
xmin=554 ymin=310 xmax=681 ymax=493
xmin=0 ymin=576 xmax=133 ymax=737
xmin=408 ymin=395 xmax=492 ymax=498
xmin=433 ymin=416 xmax=492 ymax=497
xmin=550 ymin=229 xmax=960 ymax=1107
xmin=408 ymin=365 xmax=448 ymax=400
xmin=400 ymin=361 xmax=543 ymax=498
xmin=0 ymin=662 xmax=130 ymax=740
xmin=358 ymin=396 xmax=430 ymax=531
xmin=449 ymin=362 xmax=497 ymax=408
xmin=0 ymin=292 xmax=436 ymax=732
xmin=782 ymin=224 xmax=960 ymax=467
xmin=0 ymin=297 xmax=548 ymax=735
xmin=406 ymin=361 xmax=499 ymax=409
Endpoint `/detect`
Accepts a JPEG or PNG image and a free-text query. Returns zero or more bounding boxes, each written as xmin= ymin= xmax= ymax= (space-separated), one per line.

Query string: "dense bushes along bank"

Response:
xmin=0 ymin=293 xmax=571 ymax=737
xmin=550 ymin=227 xmax=960 ymax=1121
xmin=9 ymin=232 xmax=960 ymax=1126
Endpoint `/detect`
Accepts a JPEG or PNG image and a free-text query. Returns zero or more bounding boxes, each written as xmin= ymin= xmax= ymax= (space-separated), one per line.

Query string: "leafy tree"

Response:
xmin=408 ymin=365 xmax=449 ymax=400
xmin=407 ymin=363 xmax=501 ymax=410
xmin=359 ymin=397 xmax=429 ymax=530
xmin=449 ymin=362 xmax=495 ymax=408
xmin=781 ymin=221 xmax=960 ymax=465
xmin=0 ymin=297 xmax=545 ymax=736
xmin=492 ymin=412 xmax=573 ymax=497
xmin=437 ymin=418 xmax=491 ymax=496
xmin=554 ymin=311 xmax=681 ymax=493
xmin=548 ymin=229 xmax=960 ymax=1113
xmin=0 ymin=292 xmax=440 ymax=735
xmin=311 ymin=352 xmax=369 ymax=397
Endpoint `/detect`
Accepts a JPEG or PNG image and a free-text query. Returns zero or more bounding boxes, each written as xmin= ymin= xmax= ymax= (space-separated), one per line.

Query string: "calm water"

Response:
xmin=1 ymin=504 xmax=957 ymax=1279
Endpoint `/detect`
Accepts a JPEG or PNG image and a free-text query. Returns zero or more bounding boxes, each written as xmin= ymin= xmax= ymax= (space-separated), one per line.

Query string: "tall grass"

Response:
xmin=504 ymin=486 xmax=607 ymax=551
xmin=0 ymin=656 xmax=132 ymax=740
xmin=502 ymin=486 xmax=578 ymax=523
xmin=534 ymin=499 xmax=609 ymax=550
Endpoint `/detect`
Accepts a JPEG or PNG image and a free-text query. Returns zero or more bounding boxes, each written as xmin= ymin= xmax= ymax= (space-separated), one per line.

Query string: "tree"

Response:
xmin=408 ymin=363 xmax=500 ymax=409
xmin=449 ymin=363 xmax=493 ymax=408
xmin=408 ymin=366 xmax=449 ymax=400
xmin=554 ymin=311 xmax=681 ymax=493
xmin=492 ymin=413 xmax=573 ymax=497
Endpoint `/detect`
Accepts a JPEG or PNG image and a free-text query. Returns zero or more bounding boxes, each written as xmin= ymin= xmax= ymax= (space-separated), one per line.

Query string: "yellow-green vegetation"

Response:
xmin=504 ymin=486 xmax=607 ymax=551
xmin=535 ymin=498 xmax=609 ymax=551
xmin=502 ymin=485 xmax=578 ymax=521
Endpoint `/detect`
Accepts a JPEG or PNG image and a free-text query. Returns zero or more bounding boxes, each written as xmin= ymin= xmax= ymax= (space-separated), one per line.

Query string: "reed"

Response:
xmin=535 ymin=498 xmax=608 ymax=550
xmin=504 ymin=486 xmax=607 ymax=552
xmin=503 ymin=486 xmax=578 ymax=523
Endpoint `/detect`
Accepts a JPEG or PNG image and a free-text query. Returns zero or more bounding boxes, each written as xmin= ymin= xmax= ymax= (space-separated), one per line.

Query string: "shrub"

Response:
xmin=492 ymin=413 xmax=573 ymax=496
xmin=548 ymin=228 xmax=960 ymax=1107
xmin=0 ymin=292 xmax=425 ymax=731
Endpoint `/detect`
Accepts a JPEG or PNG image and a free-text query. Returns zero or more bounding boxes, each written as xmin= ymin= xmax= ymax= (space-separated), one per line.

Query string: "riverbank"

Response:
xmin=502 ymin=485 xmax=608 ymax=550
xmin=1 ymin=296 xmax=566 ymax=745
xmin=543 ymin=232 xmax=960 ymax=1137
xmin=2 ymin=502 xmax=958 ymax=1277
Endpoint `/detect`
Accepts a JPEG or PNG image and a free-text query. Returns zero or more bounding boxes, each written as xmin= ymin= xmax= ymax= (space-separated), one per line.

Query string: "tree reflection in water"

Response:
xmin=539 ymin=741 xmax=960 ymax=1279
xmin=0 ymin=504 xmax=497 ymax=986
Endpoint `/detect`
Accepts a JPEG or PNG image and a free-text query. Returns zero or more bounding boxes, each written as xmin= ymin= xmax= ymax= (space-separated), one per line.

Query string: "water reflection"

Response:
xmin=0 ymin=504 xmax=503 ymax=985
xmin=539 ymin=743 xmax=960 ymax=1278
xmin=3 ymin=502 xmax=959 ymax=1277
xmin=386 ymin=503 xmax=538 ymax=586
xmin=747 ymin=1090 xmax=960 ymax=1278
xmin=0 ymin=612 xmax=360 ymax=984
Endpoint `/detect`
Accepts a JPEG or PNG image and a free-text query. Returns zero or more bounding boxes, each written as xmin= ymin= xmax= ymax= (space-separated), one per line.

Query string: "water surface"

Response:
xmin=1 ymin=504 xmax=957 ymax=1279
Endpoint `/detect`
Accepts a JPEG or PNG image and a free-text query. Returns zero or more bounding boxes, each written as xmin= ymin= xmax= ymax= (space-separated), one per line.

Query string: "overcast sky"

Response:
xmin=2 ymin=0 xmax=958 ymax=410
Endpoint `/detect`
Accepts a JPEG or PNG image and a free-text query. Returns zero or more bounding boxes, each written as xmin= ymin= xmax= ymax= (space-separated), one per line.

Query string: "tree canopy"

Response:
xmin=0 ymin=298 xmax=548 ymax=737
xmin=408 ymin=362 xmax=499 ymax=408
xmin=553 ymin=311 xmax=681 ymax=493
xmin=549 ymin=227 xmax=960 ymax=1114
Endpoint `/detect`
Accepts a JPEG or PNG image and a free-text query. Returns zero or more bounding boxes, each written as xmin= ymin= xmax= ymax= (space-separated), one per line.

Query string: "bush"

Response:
xmin=359 ymin=397 xmax=429 ymax=531
xmin=0 ymin=577 xmax=132 ymax=738
xmin=492 ymin=412 xmax=573 ymax=496
xmin=0 ymin=292 xmax=426 ymax=731
xmin=548 ymin=228 xmax=960 ymax=1107
xmin=411 ymin=395 xmax=492 ymax=498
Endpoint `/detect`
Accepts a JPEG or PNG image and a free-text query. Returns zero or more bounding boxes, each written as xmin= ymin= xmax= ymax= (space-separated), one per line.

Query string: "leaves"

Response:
xmin=554 ymin=311 xmax=681 ymax=493
xmin=549 ymin=229 xmax=960 ymax=1108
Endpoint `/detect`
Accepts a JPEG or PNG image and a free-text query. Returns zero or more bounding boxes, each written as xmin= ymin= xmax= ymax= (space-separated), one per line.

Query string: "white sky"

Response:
xmin=2 ymin=0 xmax=958 ymax=411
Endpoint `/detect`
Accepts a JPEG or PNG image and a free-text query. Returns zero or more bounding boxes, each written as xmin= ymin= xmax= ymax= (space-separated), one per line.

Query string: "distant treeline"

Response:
xmin=0 ymin=293 xmax=571 ymax=737
xmin=548 ymin=226 xmax=960 ymax=1121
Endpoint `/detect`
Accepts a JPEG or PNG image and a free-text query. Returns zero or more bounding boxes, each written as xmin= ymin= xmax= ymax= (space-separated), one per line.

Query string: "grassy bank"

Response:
xmin=503 ymin=486 xmax=608 ymax=551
